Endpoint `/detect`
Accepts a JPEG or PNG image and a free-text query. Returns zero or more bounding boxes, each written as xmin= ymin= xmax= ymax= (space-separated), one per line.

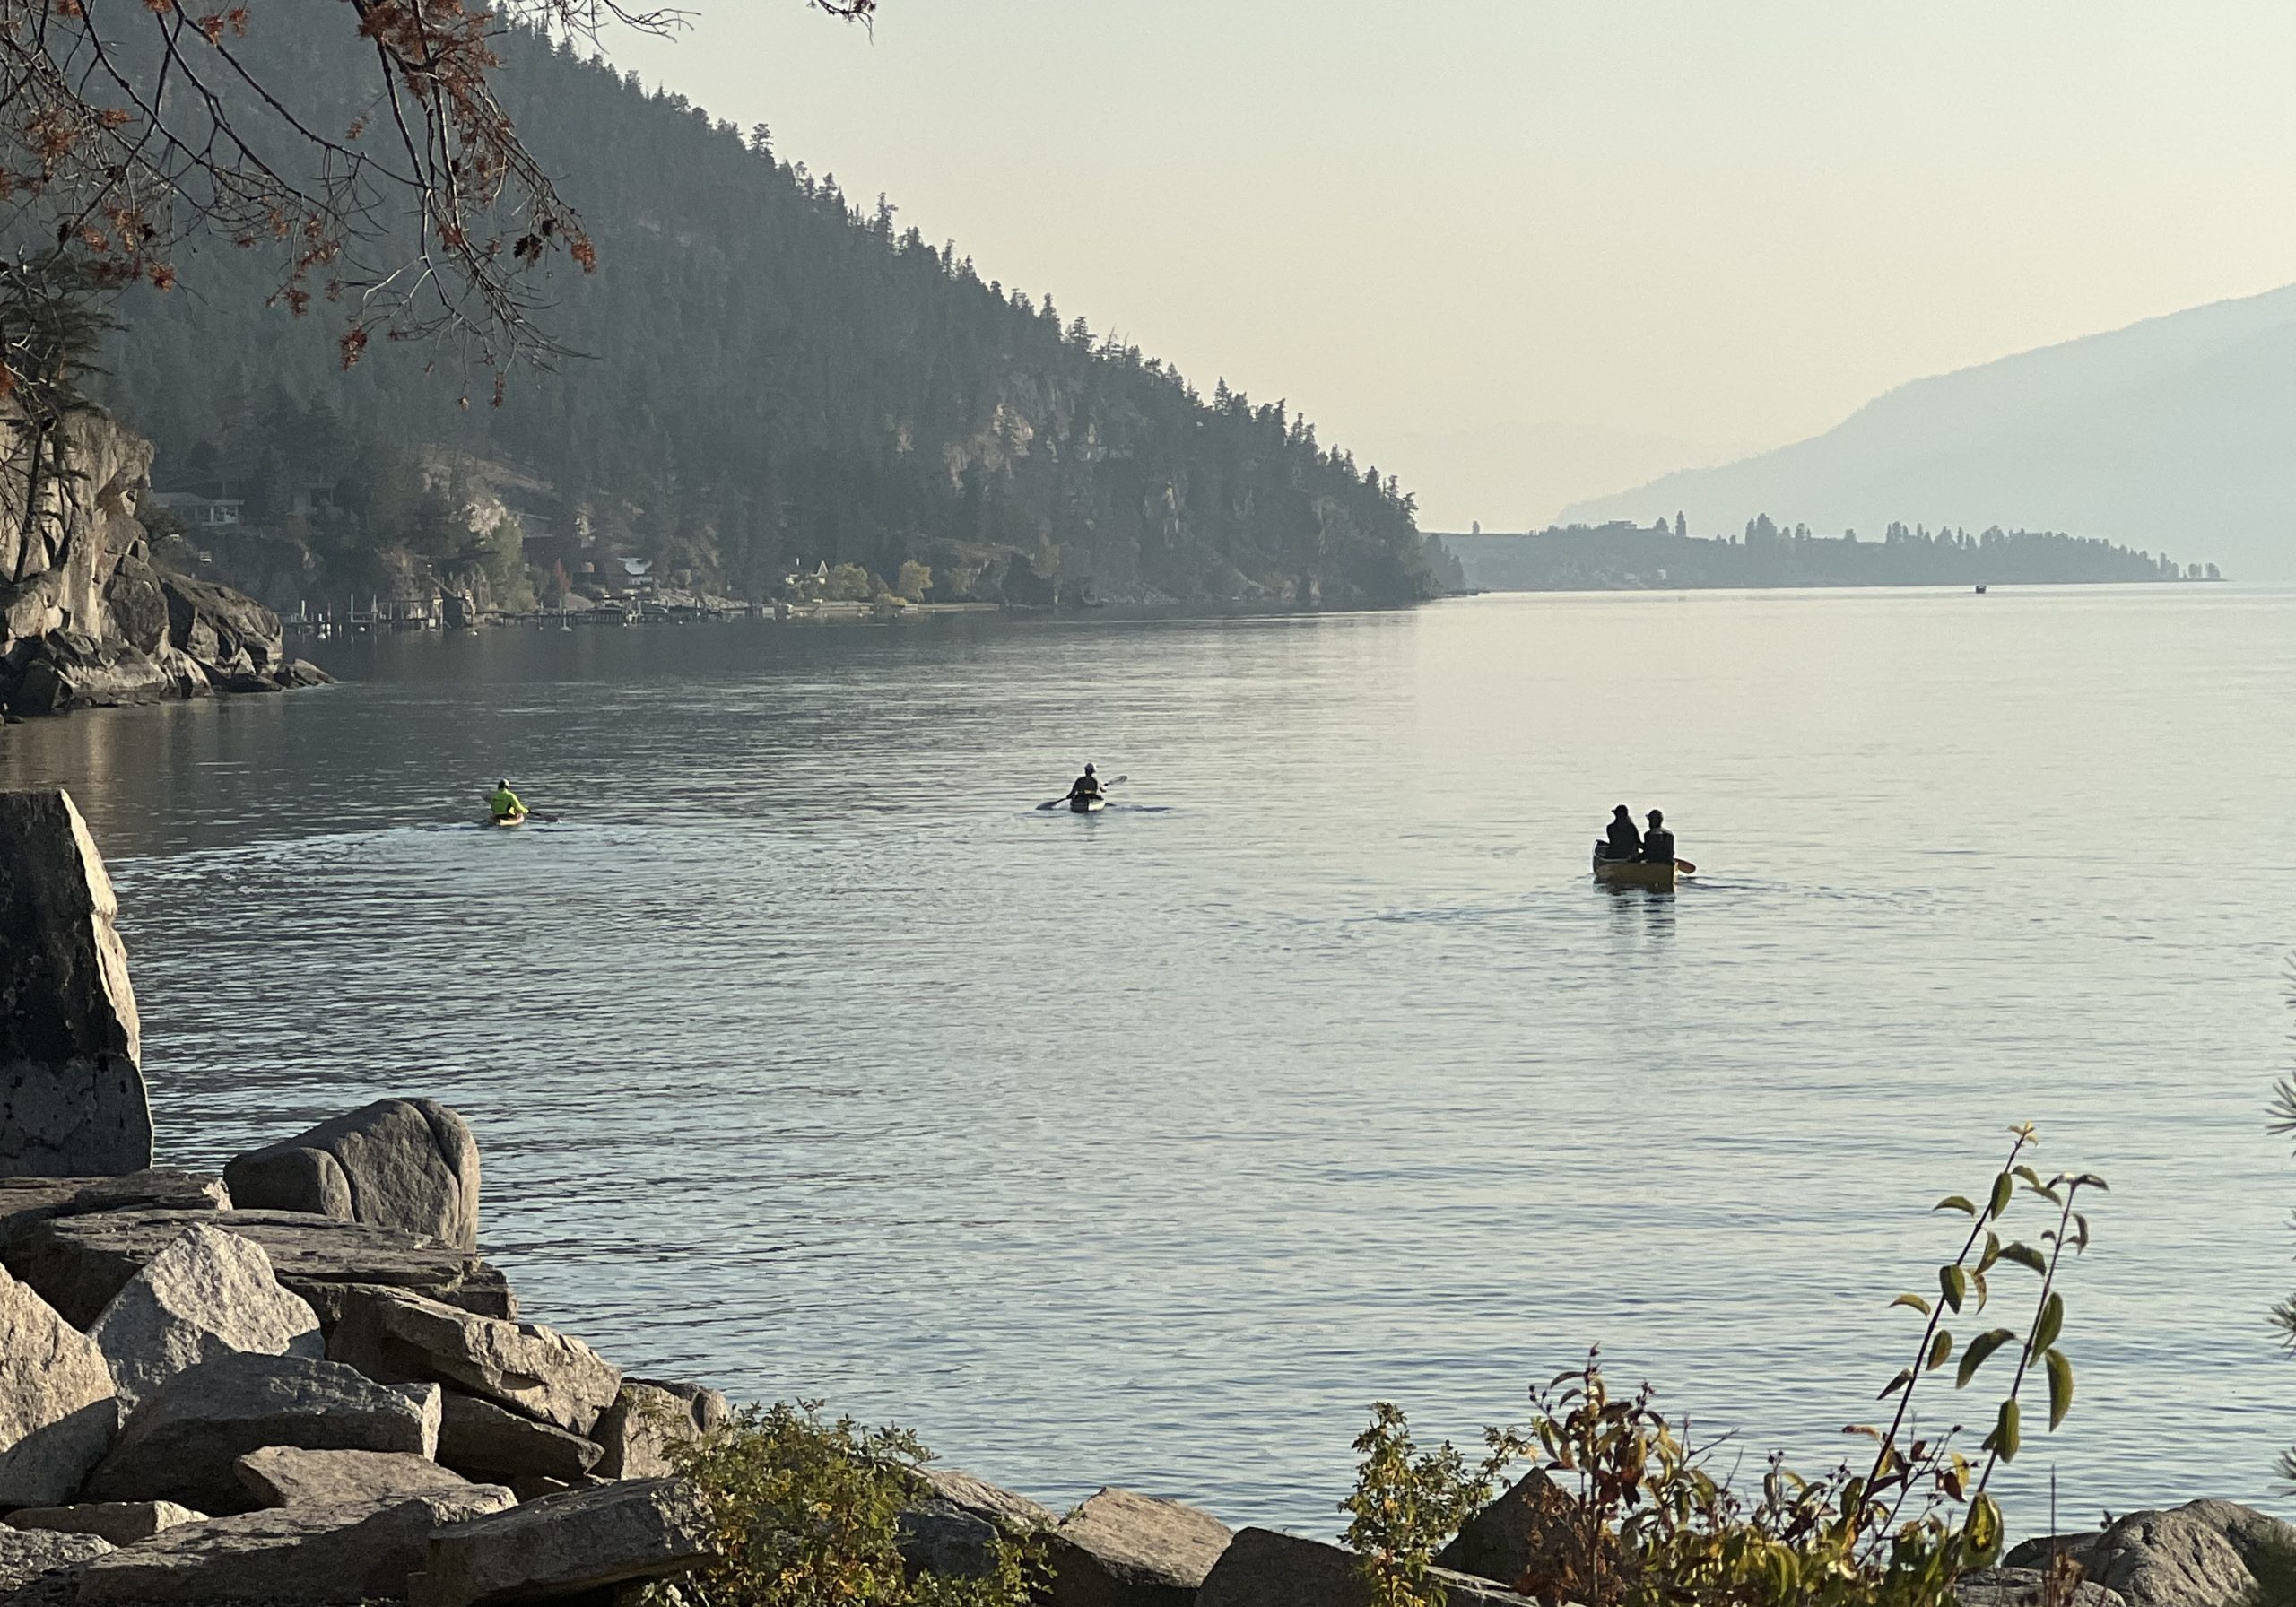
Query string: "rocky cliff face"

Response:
xmin=0 ymin=407 xmax=323 ymax=717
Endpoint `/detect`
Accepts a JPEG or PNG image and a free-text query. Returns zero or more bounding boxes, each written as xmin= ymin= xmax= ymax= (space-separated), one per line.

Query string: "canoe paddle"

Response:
xmin=1035 ymin=775 xmax=1127 ymax=810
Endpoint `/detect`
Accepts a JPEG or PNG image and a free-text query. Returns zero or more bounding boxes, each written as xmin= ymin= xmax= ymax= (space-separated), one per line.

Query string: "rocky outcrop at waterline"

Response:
xmin=0 ymin=407 xmax=329 ymax=718
xmin=2 ymin=782 xmax=2292 ymax=1607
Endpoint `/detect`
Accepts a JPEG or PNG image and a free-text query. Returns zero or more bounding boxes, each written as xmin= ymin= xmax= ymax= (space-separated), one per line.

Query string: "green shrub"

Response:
xmin=659 ymin=1401 xmax=1039 ymax=1607
xmin=1344 ymin=1127 xmax=2105 ymax=1607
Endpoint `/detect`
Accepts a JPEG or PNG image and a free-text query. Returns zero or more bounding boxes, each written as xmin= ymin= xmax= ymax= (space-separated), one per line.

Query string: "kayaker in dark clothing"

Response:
xmin=1604 ymin=805 xmax=1641 ymax=860
xmin=1066 ymin=763 xmax=1103 ymax=804
xmin=1642 ymin=808 xmax=1676 ymax=864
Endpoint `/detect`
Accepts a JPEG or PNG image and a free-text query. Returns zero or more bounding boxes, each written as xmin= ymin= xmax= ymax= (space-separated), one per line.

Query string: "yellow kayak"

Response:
xmin=487 ymin=812 xmax=529 ymax=829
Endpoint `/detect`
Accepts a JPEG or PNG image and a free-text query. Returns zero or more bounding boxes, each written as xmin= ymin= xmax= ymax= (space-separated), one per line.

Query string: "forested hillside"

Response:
xmin=96 ymin=18 xmax=1439 ymax=610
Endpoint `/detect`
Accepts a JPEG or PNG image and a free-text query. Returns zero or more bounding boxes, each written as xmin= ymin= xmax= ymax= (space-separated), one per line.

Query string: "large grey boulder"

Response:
xmin=226 ymin=1099 xmax=481 ymax=1250
xmin=88 ymin=1223 xmax=323 ymax=1412
xmin=83 ymin=1351 xmax=440 ymax=1513
xmin=1046 ymin=1487 xmax=1233 ymax=1607
xmin=0 ymin=1169 xmax=226 ymax=1255
xmin=1197 ymin=1527 xmax=1535 ymax=1607
xmin=0 ymin=1207 xmax=514 ymax=1328
xmin=0 ymin=788 xmax=151 ymax=1177
xmin=0 ymin=1527 xmax=110 ymax=1594
xmin=3 ymin=1501 xmax=205 ymax=1543
xmin=0 ymin=1265 xmax=117 ymax=1507
xmin=594 ymin=1378 xmax=731 ymax=1480
xmin=433 ymin=1390 xmax=604 ymax=1485
xmin=899 ymin=1466 xmax=1053 ymax=1578
xmin=2002 ymin=1502 xmax=2296 ymax=1607
xmin=326 ymin=1284 xmax=619 ymax=1434
xmin=236 ymin=1446 xmax=474 ymax=1509
xmin=75 ymin=1486 xmax=515 ymax=1604
xmin=406 ymin=1477 xmax=715 ymax=1607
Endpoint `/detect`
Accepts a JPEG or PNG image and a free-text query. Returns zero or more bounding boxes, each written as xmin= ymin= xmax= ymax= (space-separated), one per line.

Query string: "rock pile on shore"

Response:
xmin=1 ymin=783 xmax=2290 ymax=1607
xmin=0 ymin=408 xmax=329 ymax=720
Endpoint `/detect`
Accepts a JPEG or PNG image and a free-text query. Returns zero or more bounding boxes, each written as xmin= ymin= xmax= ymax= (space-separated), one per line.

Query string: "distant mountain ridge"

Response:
xmin=1561 ymin=284 xmax=2296 ymax=579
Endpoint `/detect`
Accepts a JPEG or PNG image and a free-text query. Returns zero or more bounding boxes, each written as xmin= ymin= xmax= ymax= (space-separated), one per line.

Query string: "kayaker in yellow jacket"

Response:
xmin=488 ymin=781 xmax=526 ymax=822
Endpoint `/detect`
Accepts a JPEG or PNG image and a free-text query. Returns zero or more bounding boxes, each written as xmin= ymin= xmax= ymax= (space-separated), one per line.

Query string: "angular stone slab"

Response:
xmin=433 ymin=1389 xmax=603 ymax=1485
xmin=0 ymin=1265 xmax=117 ymax=1507
xmin=0 ymin=1170 xmax=226 ymax=1255
xmin=75 ymin=1486 xmax=514 ymax=1604
xmin=1197 ymin=1527 xmax=1535 ymax=1607
xmin=1 ymin=1208 xmax=514 ymax=1329
xmin=0 ymin=1527 xmax=111 ymax=1594
xmin=594 ymin=1378 xmax=731 ymax=1480
xmin=227 ymin=1099 xmax=481 ymax=1250
xmin=1046 ymin=1486 xmax=1232 ymax=1607
xmin=3 ymin=1501 xmax=205 ymax=1543
xmin=899 ymin=1465 xmax=1054 ymax=1578
xmin=1437 ymin=1468 xmax=1582 ymax=1590
xmin=89 ymin=1223 xmax=323 ymax=1412
xmin=236 ymin=1446 xmax=474 ymax=1509
xmin=327 ymin=1284 xmax=618 ymax=1434
xmin=83 ymin=1351 xmax=440 ymax=1514
xmin=1956 ymin=1566 xmax=2127 ymax=1607
xmin=407 ymin=1477 xmax=714 ymax=1607
xmin=0 ymin=788 xmax=151 ymax=1177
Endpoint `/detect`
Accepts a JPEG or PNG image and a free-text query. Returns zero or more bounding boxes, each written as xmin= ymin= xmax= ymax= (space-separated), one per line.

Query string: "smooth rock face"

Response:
xmin=226 ymin=1099 xmax=481 ymax=1250
xmin=74 ymin=1486 xmax=515 ymax=1604
xmin=1436 ymin=1469 xmax=1586 ymax=1592
xmin=88 ymin=1223 xmax=324 ymax=1412
xmin=594 ymin=1379 xmax=732 ymax=1480
xmin=1956 ymin=1566 xmax=2128 ymax=1607
xmin=327 ymin=1284 xmax=619 ymax=1435
xmin=236 ymin=1446 xmax=474 ymax=1509
xmin=0 ymin=1265 xmax=118 ymax=1507
xmin=0 ymin=1170 xmax=226 ymax=1255
xmin=0 ymin=1207 xmax=514 ymax=1329
xmin=0 ymin=1527 xmax=111 ymax=1594
xmin=407 ymin=1477 xmax=714 ymax=1607
xmin=1046 ymin=1487 xmax=1234 ymax=1607
xmin=1197 ymin=1527 xmax=1535 ymax=1607
xmin=0 ymin=788 xmax=151 ymax=1177
xmin=2004 ymin=1502 xmax=2296 ymax=1607
xmin=3 ymin=1501 xmax=206 ymax=1543
xmin=433 ymin=1390 xmax=604 ymax=1485
xmin=83 ymin=1351 xmax=441 ymax=1514
xmin=899 ymin=1466 xmax=1054 ymax=1578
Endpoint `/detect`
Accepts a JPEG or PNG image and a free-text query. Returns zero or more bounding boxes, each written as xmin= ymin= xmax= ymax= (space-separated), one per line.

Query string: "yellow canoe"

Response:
xmin=1593 ymin=851 xmax=1674 ymax=890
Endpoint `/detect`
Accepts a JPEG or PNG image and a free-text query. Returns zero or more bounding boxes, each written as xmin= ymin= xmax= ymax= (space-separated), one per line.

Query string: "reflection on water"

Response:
xmin=4 ymin=587 xmax=2294 ymax=1535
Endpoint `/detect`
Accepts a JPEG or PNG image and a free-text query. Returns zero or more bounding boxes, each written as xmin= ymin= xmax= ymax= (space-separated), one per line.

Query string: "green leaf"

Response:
xmin=1927 ymin=1330 xmax=1953 ymax=1371
xmin=1940 ymin=1265 xmax=1968 ymax=1312
xmin=1991 ymin=1398 xmax=2021 ymax=1461
xmin=1935 ymin=1195 xmax=1979 ymax=1217
xmin=1891 ymin=1293 xmax=1932 ymax=1316
xmin=1878 ymin=1367 xmax=1915 ymax=1399
xmin=2045 ymin=1348 xmax=2074 ymax=1429
xmin=2013 ymin=1165 xmax=2046 ymax=1189
xmin=1978 ymin=1232 xmax=2002 ymax=1273
xmin=1968 ymin=1492 xmax=2005 ymax=1558
xmin=2032 ymin=1290 xmax=2065 ymax=1353
xmin=1998 ymin=1242 xmax=2048 ymax=1274
xmin=1988 ymin=1172 xmax=2013 ymax=1220
xmin=1955 ymin=1327 xmax=2018 ymax=1388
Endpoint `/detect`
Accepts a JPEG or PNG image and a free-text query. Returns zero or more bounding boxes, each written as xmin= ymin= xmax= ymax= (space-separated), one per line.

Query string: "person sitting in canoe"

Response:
xmin=1066 ymin=764 xmax=1104 ymax=807
xmin=1602 ymin=804 xmax=1641 ymax=860
xmin=1640 ymin=808 xmax=1676 ymax=864
xmin=488 ymin=780 xmax=527 ymax=823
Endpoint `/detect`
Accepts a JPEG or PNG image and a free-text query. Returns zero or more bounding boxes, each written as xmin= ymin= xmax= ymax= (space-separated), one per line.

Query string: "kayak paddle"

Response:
xmin=1035 ymin=774 xmax=1127 ymax=809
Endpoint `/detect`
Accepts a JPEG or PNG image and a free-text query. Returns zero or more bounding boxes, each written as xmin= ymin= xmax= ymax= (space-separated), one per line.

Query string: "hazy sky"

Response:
xmin=605 ymin=1 xmax=2296 ymax=529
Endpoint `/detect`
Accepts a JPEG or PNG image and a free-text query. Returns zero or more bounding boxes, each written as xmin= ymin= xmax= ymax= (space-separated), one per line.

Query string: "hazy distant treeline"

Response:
xmin=1439 ymin=514 xmax=2219 ymax=593
xmin=92 ymin=15 xmax=1440 ymax=609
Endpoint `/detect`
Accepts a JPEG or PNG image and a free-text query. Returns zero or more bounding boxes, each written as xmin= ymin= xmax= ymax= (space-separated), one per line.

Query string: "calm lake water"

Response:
xmin=4 ymin=586 xmax=2293 ymax=1541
